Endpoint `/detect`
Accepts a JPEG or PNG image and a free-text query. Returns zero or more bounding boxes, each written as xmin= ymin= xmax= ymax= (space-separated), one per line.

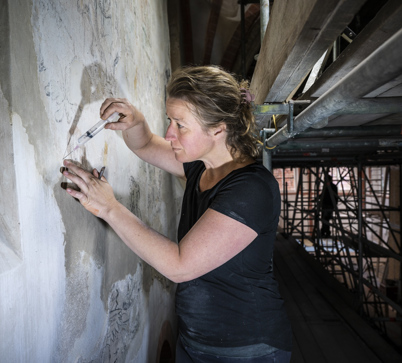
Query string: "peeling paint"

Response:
xmin=1 ymin=0 xmax=179 ymax=361
xmin=0 ymin=88 xmax=21 ymax=273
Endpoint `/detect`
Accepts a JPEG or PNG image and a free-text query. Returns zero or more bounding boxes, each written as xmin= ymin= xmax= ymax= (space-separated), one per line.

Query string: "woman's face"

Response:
xmin=165 ymin=98 xmax=216 ymax=163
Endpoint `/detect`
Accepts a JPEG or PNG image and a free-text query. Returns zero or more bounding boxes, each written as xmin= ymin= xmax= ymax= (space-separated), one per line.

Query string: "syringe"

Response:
xmin=63 ymin=112 xmax=120 ymax=159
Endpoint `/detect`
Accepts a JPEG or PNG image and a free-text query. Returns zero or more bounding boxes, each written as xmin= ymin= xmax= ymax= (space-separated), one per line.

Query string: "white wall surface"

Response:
xmin=0 ymin=0 xmax=180 ymax=361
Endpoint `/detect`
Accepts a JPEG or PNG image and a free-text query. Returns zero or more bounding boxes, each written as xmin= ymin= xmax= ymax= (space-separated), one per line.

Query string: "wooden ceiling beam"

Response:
xmin=250 ymin=0 xmax=366 ymax=104
xmin=203 ymin=0 xmax=223 ymax=65
xmin=220 ymin=4 xmax=260 ymax=72
xmin=180 ymin=0 xmax=194 ymax=65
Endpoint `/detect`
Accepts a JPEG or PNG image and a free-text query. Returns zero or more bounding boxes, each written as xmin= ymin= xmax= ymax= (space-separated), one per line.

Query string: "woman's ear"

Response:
xmin=212 ymin=122 xmax=226 ymax=138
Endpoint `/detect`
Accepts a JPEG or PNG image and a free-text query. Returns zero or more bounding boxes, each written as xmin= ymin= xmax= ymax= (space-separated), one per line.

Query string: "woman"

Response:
xmin=62 ymin=65 xmax=292 ymax=362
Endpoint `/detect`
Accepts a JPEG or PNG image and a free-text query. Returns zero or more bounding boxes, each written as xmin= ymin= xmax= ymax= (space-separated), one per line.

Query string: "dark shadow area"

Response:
xmin=159 ymin=340 xmax=174 ymax=363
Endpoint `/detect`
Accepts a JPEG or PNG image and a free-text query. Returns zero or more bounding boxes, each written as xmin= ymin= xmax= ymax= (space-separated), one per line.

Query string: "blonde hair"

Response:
xmin=166 ymin=65 xmax=260 ymax=161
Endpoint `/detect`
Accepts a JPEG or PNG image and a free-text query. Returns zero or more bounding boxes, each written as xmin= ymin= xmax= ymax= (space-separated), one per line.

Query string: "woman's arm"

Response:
xmin=105 ymin=202 xmax=257 ymax=283
xmin=100 ymin=98 xmax=185 ymax=179
xmin=62 ymin=161 xmax=257 ymax=283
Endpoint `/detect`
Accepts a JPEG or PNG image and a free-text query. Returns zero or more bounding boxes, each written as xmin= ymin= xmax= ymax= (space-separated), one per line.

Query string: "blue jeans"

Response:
xmin=175 ymin=337 xmax=292 ymax=363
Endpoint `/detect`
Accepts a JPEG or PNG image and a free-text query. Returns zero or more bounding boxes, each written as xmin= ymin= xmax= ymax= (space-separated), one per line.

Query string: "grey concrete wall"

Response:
xmin=0 ymin=0 xmax=181 ymax=361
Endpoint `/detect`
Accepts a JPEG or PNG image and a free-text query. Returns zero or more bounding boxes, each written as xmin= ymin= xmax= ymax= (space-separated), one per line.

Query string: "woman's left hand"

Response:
xmin=61 ymin=160 xmax=119 ymax=219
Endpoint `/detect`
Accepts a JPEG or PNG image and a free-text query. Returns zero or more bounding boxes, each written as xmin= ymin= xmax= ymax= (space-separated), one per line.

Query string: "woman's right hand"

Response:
xmin=100 ymin=97 xmax=185 ymax=179
xmin=100 ymin=98 xmax=145 ymax=131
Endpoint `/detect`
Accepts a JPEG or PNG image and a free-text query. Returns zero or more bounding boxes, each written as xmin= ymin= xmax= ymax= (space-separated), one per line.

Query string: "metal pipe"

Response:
xmin=358 ymin=161 xmax=364 ymax=315
xmin=285 ymin=180 xmax=289 ymax=235
xmin=260 ymin=0 xmax=269 ymax=43
xmin=399 ymin=164 xmax=402 ymax=305
xmin=256 ymin=97 xmax=402 ymax=134
xmin=276 ymin=138 xmax=402 ymax=151
xmin=257 ymin=97 xmax=402 ymax=131
xmin=272 ymin=151 xmax=402 ymax=160
xmin=255 ymin=101 xmax=310 ymax=115
xmin=314 ymin=167 xmax=321 ymax=254
xmin=300 ymin=167 xmax=304 ymax=246
xmin=294 ymin=125 xmax=402 ymax=139
xmin=272 ymin=155 xmax=402 ymax=162
xmin=266 ymin=28 xmax=402 ymax=148
xmin=333 ymin=37 xmax=340 ymax=62
xmin=290 ymin=170 xmax=302 ymax=235
xmin=287 ymin=100 xmax=295 ymax=134
xmin=262 ymin=147 xmax=272 ymax=171
xmin=267 ymin=148 xmax=272 ymax=171
xmin=240 ymin=1 xmax=246 ymax=78
xmin=331 ymin=97 xmax=402 ymax=115
xmin=273 ymin=160 xmax=402 ymax=169
xmin=282 ymin=168 xmax=286 ymax=232
xmin=271 ymin=154 xmax=402 ymax=168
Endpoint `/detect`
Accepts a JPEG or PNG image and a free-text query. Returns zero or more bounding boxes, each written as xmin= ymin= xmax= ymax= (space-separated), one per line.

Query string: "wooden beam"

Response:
xmin=250 ymin=0 xmax=366 ymax=104
xmin=180 ymin=0 xmax=194 ymax=65
xmin=275 ymin=235 xmax=402 ymax=363
xmin=232 ymin=13 xmax=261 ymax=78
xmin=203 ymin=0 xmax=222 ymax=65
xmin=167 ymin=0 xmax=182 ymax=71
xmin=220 ymin=4 xmax=260 ymax=72
xmin=303 ymin=0 xmax=402 ymax=99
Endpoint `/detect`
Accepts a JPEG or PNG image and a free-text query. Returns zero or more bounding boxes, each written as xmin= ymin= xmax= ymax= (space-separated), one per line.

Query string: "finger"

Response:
xmin=65 ymin=188 xmax=100 ymax=216
xmin=62 ymin=161 xmax=96 ymax=193
xmin=100 ymin=98 xmax=128 ymax=120
xmin=100 ymin=98 xmax=120 ymax=117
xmin=63 ymin=160 xmax=93 ymax=184
xmin=104 ymin=120 xmax=127 ymax=131
xmin=65 ymin=187 xmax=88 ymax=203
xmin=62 ymin=169 xmax=89 ymax=194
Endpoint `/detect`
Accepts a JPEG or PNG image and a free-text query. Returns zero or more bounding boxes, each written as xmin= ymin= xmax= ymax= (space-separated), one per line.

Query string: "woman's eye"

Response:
xmin=167 ymin=117 xmax=184 ymax=129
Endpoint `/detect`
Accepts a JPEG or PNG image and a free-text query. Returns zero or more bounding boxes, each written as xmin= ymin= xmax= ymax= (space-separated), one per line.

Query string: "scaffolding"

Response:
xmin=277 ymin=163 xmax=402 ymax=349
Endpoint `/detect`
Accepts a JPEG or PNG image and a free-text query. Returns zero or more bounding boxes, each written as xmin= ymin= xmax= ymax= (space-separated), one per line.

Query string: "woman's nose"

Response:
xmin=165 ymin=123 xmax=176 ymax=141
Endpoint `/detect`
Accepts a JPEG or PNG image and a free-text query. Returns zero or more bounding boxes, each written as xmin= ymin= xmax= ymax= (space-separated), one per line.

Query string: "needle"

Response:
xmin=63 ymin=145 xmax=79 ymax=160
xmin=62 ymin=112 xmax=120 ymax=159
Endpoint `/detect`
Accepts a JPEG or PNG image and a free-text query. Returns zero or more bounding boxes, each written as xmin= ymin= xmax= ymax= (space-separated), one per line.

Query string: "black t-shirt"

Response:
xmin=176 ymin=160 xmax=292 ymax=351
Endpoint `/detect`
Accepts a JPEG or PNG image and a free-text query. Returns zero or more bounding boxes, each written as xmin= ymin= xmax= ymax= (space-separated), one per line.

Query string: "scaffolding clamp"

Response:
xmin=255 ymin=100 xmax=311 ymax=144
xmin=287 ymin=100 xmax=295 ymax=134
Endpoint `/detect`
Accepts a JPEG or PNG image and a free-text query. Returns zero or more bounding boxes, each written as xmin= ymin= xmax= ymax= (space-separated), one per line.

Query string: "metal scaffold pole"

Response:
xmin=358 ymin=161 xmax=364 ymax=315
xmin=277 ymin=161 xmax=402 ymax=345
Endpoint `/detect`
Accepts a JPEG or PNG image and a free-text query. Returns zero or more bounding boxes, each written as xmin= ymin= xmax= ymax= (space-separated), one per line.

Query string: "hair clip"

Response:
xmin=240 ymin=88 xmax=255 ymax=104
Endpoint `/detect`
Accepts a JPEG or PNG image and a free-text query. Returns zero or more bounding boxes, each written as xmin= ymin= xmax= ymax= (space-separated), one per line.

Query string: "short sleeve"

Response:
xmin=209 ymin=166 xmax=280 ymax=234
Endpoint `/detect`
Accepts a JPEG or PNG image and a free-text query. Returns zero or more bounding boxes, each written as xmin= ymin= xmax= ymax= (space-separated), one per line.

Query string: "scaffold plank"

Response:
xmin=274 ymin=234 xmax=401 ymax=362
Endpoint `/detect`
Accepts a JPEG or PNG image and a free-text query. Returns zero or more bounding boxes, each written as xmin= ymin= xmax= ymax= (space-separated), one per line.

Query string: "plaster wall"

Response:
xmin=0 ymin=0 xmax=180 ymax=361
